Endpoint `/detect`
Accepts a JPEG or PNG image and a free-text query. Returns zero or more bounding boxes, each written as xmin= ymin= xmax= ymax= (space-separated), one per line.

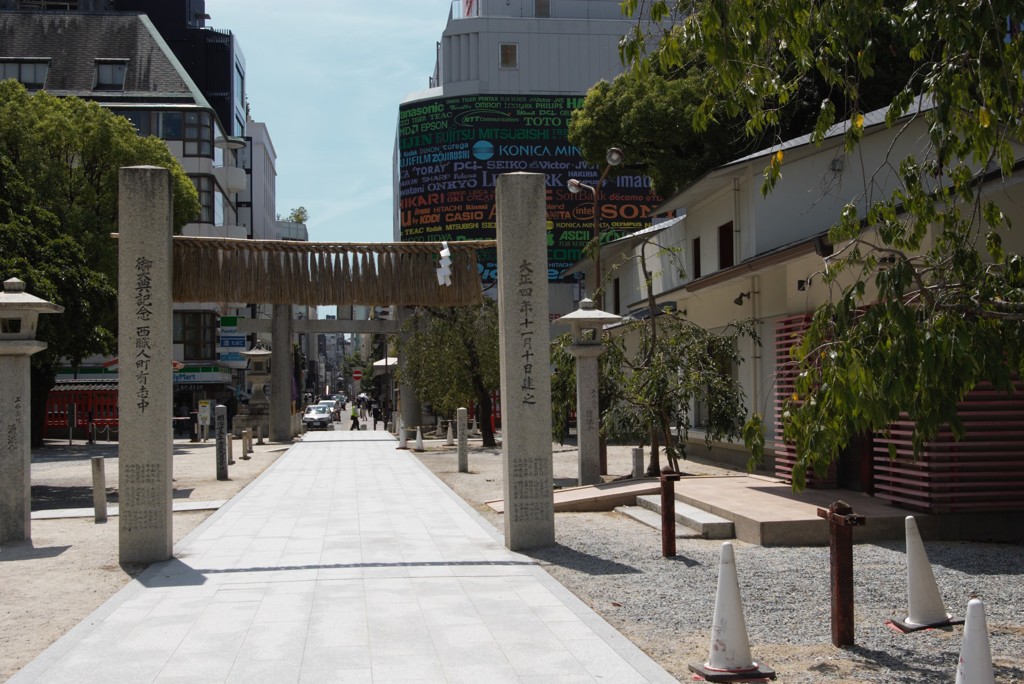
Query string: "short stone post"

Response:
xmin=632 ymin=447 xmax=645 ymax=479
xmin=117 ymin=166 xmax=174 ymax=564
xmin=215 ymin=404 xmax=229 ymax=481
xmin=242 ymin=428 xmax=252 ymax=459
xmin=496 ymin=173 xmax=554 ymax=551
xmin=660 ymin=468 xmax=681 ymax=557
xmin=446 ymin=421 xmax=454 ymax=446
xmin=0 ymin=277 xmax=63 ymax=542
xmin=817 ymin=501 xmax=866 ymax=647
xmin=92 ymin=456 xmax=107 ymax=523
xmin=457 ymin=407 xmax=469 ymax=473
xmin=227 ymin=433 xmax=236 ymax=465
xmin=397 ymin=417 xmax=408 ymax=449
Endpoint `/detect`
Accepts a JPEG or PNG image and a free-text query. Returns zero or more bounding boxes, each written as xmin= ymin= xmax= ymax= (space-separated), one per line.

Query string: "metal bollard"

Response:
xmin=659 ymin=467 xmax=681 ymax=557
xmin=817 ymin=501 xmax=866 ymax=646
xmin=91 ymin=456 xmax=107 ymax=523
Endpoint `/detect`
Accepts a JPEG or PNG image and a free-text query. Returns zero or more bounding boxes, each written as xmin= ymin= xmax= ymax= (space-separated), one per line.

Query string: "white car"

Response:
xmin=303 ymin=405 xmax=333 ymax=430
xmin=316 ymin=399 xmax=341 ymax=421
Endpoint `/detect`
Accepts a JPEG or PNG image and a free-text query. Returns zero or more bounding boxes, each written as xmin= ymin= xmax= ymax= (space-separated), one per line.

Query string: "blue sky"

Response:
xmin=209 ymin=1 xmax=450 ymax=245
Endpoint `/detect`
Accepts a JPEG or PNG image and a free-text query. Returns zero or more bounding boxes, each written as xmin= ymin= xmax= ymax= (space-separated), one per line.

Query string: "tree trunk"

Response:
xmin=646 ymin=426 xmax=661 ymax=476
xmin=466 ymin=336 xmax=497 ymax=448
xmin=30 ymin=365 xmax=56 ymax=449
xmin=475 ymin=387 xmax=496 ymax=447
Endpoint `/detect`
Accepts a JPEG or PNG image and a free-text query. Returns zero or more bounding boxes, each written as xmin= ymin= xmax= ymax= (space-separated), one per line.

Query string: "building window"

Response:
xmin=191 ymin=175 xmax=214 ymax=223
xmin=119 ymin=110 xmax=197 ymax=141
xmin=173 ymin=311 xmax=217 ymax=361
xmin=233 ymin=63 xmax=245 ymax=136
xmin=213 ymin=186 xmax=225 ymax=226
xmin=499 ymin=43 xmax=518 ymax=69
xmin=94 ymin=59 xmax=128 ymax=91
xmin=0 ymin=59 xmax=49 ymax=90
xmin=183 ymin=110 xmax=213 ymax=157
xmin=694 ymin=343 xmax=738 ymax=428
xmin=691 ymin=237 xmax=701 ymax=280
xmin=535 ymin=0 xmax=550 ymax=17
xmin=718 ymin=221 xmax=734 ymax=269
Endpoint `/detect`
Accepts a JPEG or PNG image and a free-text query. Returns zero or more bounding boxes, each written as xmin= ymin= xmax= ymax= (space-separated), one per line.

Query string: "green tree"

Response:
xmin=286 ymin=206 xmax=309 ymax=224
xmin=621 ymin=1 xmax=1024 ymax=486
xmin=0 ymin=80 xmax=200 ymax=446
xmin=571 ymin=19 xmax=914 ymax=197
xmin=398 ymin=302 xmax=500 ymax=447
xmin=553 ymin=239 xmax=756 ymax=474
xmin=569 ymin=58 xmax=758 ymax=196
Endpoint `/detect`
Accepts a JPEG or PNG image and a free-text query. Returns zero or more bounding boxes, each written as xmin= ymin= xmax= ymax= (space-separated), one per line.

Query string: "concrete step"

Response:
xmin=635 ymin=494 xmax=735 ymax=539
xmin=614 ymin=505 xmax=703 ymax=538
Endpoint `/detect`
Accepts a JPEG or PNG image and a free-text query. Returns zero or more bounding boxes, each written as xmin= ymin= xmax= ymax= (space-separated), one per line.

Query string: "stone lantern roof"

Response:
xmin=0 ymin=278 xmax=64 ymax=342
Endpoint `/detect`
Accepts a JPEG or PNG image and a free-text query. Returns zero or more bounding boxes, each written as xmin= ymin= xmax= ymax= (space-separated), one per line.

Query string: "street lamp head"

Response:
xmin=606 ymin=147 xmax=624 ymax=166
xmin=567 ymin=178 xmax=583 ymax=194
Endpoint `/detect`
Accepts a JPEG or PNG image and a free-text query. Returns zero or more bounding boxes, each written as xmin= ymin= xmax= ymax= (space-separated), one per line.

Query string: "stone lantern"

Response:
xmin=555 ymin=298 xmax=621 ymax=486
xmin=233 ymin=341 xmax=271 ymax=438
xmin=0 ymin=277 xmax=63 ymax=542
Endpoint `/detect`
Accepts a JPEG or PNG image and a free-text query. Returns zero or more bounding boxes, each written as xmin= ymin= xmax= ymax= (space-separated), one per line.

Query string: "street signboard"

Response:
xmin=352 ymin=369 xmax=363 ymax=381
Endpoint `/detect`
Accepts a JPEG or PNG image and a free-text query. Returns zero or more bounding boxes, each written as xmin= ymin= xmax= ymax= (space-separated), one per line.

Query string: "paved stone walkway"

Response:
xmin=12 ymin=431 xmax=676 ymax=683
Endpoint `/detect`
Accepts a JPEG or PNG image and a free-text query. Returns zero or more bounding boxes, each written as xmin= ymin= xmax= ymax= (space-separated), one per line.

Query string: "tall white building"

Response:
xmin=395 ymin=0 xmax=660 ymax=320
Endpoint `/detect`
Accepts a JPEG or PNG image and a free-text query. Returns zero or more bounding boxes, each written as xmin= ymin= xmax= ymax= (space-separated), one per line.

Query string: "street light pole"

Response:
xmin=568 ymin=147 xmax=623 ymax=311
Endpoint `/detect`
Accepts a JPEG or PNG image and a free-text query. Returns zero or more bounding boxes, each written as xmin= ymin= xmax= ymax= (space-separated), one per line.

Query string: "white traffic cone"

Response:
xmin=689 ymin=542 xmax=775 ymax=682
xmin=414 ymin=426 xmax=425 ymax=452
xmin=446 ymin=422 xmax=454 ymax=446
xmin=891 ymin=516 xmax=960 ymax=631
xmin=396 ymin=418 xmax=408 ymax=450
xmin=956 ymin=599 xmax=995 ymax=684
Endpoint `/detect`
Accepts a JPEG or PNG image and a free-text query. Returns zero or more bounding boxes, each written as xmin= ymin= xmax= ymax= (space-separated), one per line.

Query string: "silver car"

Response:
xmin=303 ymin=404 xmax=333 ymax=430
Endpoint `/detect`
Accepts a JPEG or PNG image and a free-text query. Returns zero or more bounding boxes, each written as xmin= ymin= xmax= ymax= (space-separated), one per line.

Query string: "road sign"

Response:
xmin=352 ymin=369 xmax=363 ymax=381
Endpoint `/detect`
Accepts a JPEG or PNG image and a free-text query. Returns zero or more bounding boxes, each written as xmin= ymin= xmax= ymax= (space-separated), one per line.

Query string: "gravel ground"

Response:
xmin=416 ymin=441 xmax=1024 ymax=683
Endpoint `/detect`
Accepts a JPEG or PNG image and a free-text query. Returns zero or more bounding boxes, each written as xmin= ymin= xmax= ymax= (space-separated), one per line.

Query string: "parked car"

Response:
xmin=303 ymin=404 xmax=333 ymax=430
xmin=317 ymin=399 xmax=341 ymax=421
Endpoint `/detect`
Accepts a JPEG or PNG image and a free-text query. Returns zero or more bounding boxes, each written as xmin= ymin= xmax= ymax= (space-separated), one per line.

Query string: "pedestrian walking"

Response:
xmin=349 ymin=404 xmax=360 ymax=431
xmin=372 ymin=401 xmax=381 ymax=430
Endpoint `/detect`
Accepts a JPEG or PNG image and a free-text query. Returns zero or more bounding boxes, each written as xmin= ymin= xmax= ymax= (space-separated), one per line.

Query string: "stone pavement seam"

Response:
xmin=9 ymin=440 xmax=298 ymax=684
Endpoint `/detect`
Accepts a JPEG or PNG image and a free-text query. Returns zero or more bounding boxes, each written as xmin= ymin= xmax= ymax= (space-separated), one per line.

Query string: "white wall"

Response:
xmin=440 ymin=13 xmax=635 ymax=97
xmin=245 ymin=121 xmax=278 ymax=241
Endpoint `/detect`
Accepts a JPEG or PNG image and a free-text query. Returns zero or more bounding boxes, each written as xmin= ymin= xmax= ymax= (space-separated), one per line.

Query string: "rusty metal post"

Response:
xmin=817 ymin=500 xmax=866 ymax=647
xmin=660 ymin=468 xmax=681 ymax=557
